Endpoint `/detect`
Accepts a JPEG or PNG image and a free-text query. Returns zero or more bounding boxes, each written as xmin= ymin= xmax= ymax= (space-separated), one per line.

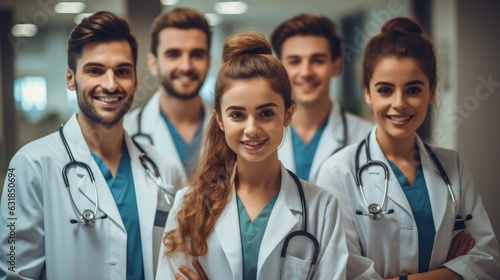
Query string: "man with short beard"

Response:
xmin=125 ymin=7 xmax=212 ymax=182
xmin=0 ymin=11 xmax=184 ymax=280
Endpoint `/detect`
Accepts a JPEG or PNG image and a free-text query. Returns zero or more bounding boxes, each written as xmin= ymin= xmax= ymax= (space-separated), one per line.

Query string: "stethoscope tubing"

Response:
xmin=59 ymin=125 xmax=101 ymax=225
xmin=355 ymin=131 xmax=472 ymax=221
xmin=279 ymin=170 xmax=320 ymax=280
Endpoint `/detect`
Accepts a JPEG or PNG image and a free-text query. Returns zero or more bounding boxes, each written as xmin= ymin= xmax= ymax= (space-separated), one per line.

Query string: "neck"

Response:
xmin=236 ymin=154 xmax=281 ymax=193
xmin=159 ymin=89 xmax=203 ymax=124
xmin=375 ymin=127 xmax=417 ymax=163
xmin=76 ymin=113 xmax=124 ymax=160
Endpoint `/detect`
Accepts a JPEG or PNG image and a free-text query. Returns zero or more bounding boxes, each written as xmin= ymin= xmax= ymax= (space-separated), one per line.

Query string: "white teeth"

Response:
xmin=389 ymin=116 xmax=411 ymax=122
xmin=243 ymin=140 xmax=265 ymax=146
xmin=96 ymin=97 xmax=119 ymax=103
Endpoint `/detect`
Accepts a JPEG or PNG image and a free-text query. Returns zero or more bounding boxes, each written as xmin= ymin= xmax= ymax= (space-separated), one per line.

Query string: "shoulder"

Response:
xmin=14 ymin=131 xmax=63 ymax=162
xmin=123 ymin=92 xmax=160 ymax=129
xmin=123 ymin=106 xmax=141 ymax=130
xmin=322 ymin=142 xmax=360 ymax=171
xmin=423 ymin=143 xmax=462 ymax=169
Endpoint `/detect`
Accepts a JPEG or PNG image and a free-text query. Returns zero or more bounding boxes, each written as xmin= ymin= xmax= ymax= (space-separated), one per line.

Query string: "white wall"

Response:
xmin=456 ymin=0 xmax=500 ymax=243
xmin=433 ymin=0 xmax=500 ymax=243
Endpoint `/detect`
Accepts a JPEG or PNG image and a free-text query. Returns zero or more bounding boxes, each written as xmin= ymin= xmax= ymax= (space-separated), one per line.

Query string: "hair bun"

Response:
xmin=222 ymin=33 xmax=272 ymax=63
xmin=381 ymin=17 xmax=423 ymax=35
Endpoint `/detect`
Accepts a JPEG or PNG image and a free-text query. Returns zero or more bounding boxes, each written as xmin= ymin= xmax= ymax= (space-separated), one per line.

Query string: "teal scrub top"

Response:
xmin=92 ymin=148 xmax=145 ymax=280
xmin=160 ymin=109 xmax=204 ymax=176
xmin=291 ymin=118 xmax=328 ymax=180
xmin=388 ymin=160 xmax=436 ymax=273
xmin=237 ymin=194 xmax=279 ymax=280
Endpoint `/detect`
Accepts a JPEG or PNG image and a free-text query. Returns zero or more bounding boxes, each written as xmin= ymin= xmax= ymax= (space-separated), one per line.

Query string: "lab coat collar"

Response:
xmin=213 ymin=165 xmax=243 ymax=280
xmin=62 ymin=114 xmax=125 ymax=230
xmin=415 ymin=137 xmax=448 ymax=237
xmin=125 ymin=133 xmax=157 ymax=280
xmin=213 ymin=163 xmax=301 ymax=279
xmin=278 ymin=99 xmax=344 ymax=182
xmin=140 ymin=91 xmax=212 ymax=179
xmin=258 ymin=164 xmax=302 ymax=273
xmin=309 ymin=101 xmax=346 ymax=182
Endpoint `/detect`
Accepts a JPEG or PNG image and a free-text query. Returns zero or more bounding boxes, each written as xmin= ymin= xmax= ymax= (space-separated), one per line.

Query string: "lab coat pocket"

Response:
xmin=281 ymin=254 xmax=312 ymax=280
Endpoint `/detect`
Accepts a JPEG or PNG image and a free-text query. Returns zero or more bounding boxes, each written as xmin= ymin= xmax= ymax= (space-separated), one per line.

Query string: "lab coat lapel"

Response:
xmin=126 ymin=134 xmax=157 ymax=280
xmin=310 ymin=104 xmax=344 ymax=182
xmin=278 ymin=128 xmax=296 ymax=173
xmin=416 ymin=137 xmax=448 ymax=236
xmin=366 ymin=128 xmax=413 ymax=216
xmin=214 ymin=189 xmax=243 ymax=280
xmin=258 ymin=165 xmax=301 ymax=273
xmin=63 ymin=115 xmax=125 ymax=230
xmin=143 ymin=92 xmax=187 ymax=179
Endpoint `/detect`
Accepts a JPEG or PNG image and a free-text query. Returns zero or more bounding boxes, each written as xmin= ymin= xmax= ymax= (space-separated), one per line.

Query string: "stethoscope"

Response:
xmin=354 ymin=132 xmax=473 ymax=223
xmin=279 ymin=169 xmax=320 ymax=280
xmin=59 ymin=124 xmax=172 ymax=227
xmin=331 ymin=106 xmax=348 ymax=155
xmin=131 ymin=109 xmax=154 ymax=145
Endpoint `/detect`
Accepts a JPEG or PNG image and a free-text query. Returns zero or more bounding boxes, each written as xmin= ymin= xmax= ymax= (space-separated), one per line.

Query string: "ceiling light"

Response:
xmin=11 ymin=24 xmax=38 ymax=37
xmin=161 ymin=0 xmax=180 ymax=5
xmin=74 ymin=13 xmax=94 ymax=24
xmin=214 ymin=1 xmax=248 ymax=15
xmin=204 ymin=13 xmax=223 ymax=26
xmin=55 ymin=2 xmax=86 ymax=14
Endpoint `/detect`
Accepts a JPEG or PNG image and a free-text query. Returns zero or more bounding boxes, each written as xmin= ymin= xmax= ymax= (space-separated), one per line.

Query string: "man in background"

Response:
xmin=271 ymin=13 xmax=373 ymax=183
xmin=125 ymin=7 xmax=212 ymax=183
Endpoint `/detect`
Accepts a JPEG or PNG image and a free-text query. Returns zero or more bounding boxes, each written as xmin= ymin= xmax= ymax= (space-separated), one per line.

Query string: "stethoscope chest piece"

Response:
xmin=81 ymin=209 xmax=96 ymax=226
xmin=368 ymin=203 xmax=382 ymax=217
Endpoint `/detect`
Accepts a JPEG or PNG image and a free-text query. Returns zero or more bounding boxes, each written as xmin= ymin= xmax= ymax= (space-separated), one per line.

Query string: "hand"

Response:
xmin=175 ymin=259 xmax=209 ymax=280
xmin=446 ymin=230 xmax=475 ymax=261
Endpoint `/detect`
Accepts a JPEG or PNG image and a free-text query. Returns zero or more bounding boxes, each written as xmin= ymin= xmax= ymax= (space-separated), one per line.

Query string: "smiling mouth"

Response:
xmin=241 ymin=139 xmax=268 ymax=147
xmin=296 ymin=82 xmax=319 ymax=91
xmin=94 ymin=96 xmax=122 ymax=103
xmin=387 ymin=115 xmax=413 ymax=122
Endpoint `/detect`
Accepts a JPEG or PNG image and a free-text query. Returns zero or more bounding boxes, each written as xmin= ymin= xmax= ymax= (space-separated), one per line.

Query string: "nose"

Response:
xmin=178 ymin=54 xmax=193 ymax=72
xmin=102 ymin=70 xmax=118 ymax=92
xmin=393 ymin=91 xmax=408 ymax=109
xmin=298 ymin=61 xmax=313 ymax=77
xmin=244 ymin=118 xmax=261 ymax=137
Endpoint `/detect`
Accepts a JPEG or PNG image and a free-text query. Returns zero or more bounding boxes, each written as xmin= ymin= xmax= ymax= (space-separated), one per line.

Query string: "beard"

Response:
xmin=76 ymin=82 xmax=133 ymax=128
xmin=159 ymin=69 xmax=203 ymax=100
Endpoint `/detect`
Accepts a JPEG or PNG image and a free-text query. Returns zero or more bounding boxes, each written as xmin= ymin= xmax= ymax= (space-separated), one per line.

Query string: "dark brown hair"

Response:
xmin=270 ymin=13 xmax=342 ymax=60
xmin=67 ymin=11 xmax=138 ymax=73
xmin=163 ymin=33 xmax=292 ymax=257
xmin=362 ymin=17 xmax=437 ymax=92
xmin=149 ymin=7 xmax=212 ymax=55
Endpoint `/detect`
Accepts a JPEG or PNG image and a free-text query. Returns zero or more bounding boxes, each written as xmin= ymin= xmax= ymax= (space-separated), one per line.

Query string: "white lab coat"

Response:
xmin=279 ymin=102 xmax=373 ymax=184
xmin=156 ymin=164 xmax=348 ymax=280
xmin=0 ymin=114 xmax=185 ymax=280
xmin=124 ymin=91 xmax=212 ymax=181
xmin=316 ymin=127 xmax=500 ymax=279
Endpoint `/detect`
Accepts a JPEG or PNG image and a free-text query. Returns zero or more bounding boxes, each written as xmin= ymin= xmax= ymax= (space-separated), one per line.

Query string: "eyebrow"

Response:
xmin=225 ymin=102 xmax=278 ymax=112
xmin=285 ymin=53 xmax=329 ymax=60
xmin=374 ymin=80 xmax=425 ymax=87
xmin=82 ymin=62 xmax=134 ymax=68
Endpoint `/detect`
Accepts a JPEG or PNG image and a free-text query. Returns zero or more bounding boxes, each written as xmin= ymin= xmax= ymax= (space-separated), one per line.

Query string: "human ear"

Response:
xmin=147 ymin=53 xmax=159 ymax=77
xmin=364 ymin=88 xmax=373 ymax=105
xmin=330 ymin=57 xmax=343 ymax=78
xmin=214 ymin=110 xmax=224 ymax=131
xmin=66 ymin=68 xmax=75 ymax=90
xmin=429 ymin=87 xmax=436 ymax=104
xmin=284 ymin=103 xmax=296 ymax=127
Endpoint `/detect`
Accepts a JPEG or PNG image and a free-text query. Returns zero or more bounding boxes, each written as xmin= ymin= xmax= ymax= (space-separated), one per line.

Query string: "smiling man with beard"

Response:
xmin=0 ymin=11 xmax=184 ymax=280
xmin=125 ymin=7 xmax=212 ymax=182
